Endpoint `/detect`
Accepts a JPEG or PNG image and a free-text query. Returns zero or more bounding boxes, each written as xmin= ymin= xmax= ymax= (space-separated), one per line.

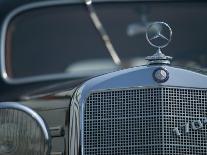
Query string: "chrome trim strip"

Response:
xmin=69 ymin=90 xmax=81 ymax=155
xmin=0 ymin=102 xmax=51 ymax=155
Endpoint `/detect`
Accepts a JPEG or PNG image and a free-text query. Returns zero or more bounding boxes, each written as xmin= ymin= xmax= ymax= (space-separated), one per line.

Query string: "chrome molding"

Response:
xmin=68 ymin=65 xmax=207 ymax=155
xmin=0 ymin=102 xmax=51 ymax=155
xmin=69 ymin=90 xmax=81 ymax=155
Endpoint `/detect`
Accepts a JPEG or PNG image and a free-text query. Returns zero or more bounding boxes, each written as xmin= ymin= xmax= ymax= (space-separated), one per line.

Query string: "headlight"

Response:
xmin=0 ymin=102 xmax=51 ymax=155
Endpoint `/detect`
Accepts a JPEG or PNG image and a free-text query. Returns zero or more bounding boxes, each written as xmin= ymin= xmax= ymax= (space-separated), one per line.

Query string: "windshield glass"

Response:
xmin=5 ymin=1 xmax=207 ymax=79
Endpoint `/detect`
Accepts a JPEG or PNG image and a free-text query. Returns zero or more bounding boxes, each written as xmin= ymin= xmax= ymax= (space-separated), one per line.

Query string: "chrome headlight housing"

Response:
xmin=0 ymin=102 xmax=51 ymax=155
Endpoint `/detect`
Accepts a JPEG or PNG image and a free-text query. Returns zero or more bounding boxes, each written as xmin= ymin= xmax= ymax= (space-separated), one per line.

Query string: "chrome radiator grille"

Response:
xmin=83 ymin=87 xmax=207 ymax=155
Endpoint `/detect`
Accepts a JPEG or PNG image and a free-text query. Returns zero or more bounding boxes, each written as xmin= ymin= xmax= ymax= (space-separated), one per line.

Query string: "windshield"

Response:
xmin=5 ymin=1 xmax=207 ymax=79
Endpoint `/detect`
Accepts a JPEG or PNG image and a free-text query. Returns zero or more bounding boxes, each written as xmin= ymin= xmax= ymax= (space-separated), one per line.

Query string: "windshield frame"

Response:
xmin=1 ymin=0 xmax=97 ymax=84
xmin=1 ymin=0 xmax=205 ymax=84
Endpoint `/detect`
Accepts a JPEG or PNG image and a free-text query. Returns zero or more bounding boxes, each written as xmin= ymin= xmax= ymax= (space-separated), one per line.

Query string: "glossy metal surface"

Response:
xmin=153 ymin=67 xmax=169 ymax=83
xmin=22 ymin=97 xmax=71 ymax=155
xmin=146 ymin=22 xmax=172 ymax=49
xmin=69 ymin=64 xmax=207 ymax=154
xmin=0 ymin=102 xmax=51 ymax=155
xmin=69 ymin=90 xmax=81 ymax=155
xmin=145 ymin=22 xmax=173 ymax=64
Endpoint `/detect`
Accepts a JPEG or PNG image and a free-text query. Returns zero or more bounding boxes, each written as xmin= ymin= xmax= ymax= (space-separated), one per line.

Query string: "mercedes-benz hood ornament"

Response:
xmin=145 ymin=22 xmax=173 ymax=65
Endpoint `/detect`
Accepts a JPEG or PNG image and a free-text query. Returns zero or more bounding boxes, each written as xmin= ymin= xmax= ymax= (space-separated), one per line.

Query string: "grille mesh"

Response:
xmin=84 ymin=87 xmax=207 ymax=155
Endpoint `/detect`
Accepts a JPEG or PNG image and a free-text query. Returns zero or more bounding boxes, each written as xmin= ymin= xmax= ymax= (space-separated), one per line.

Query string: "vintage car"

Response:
xmin=0 ymin=0 xmax=207 ymax=155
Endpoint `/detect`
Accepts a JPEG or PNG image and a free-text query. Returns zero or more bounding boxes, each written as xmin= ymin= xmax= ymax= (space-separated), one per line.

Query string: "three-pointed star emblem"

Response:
xmin=146 ymin=22 xmax=172 ymax=49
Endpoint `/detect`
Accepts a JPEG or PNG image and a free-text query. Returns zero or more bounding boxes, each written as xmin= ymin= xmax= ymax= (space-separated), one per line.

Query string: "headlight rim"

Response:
xmin=0 ymin=102 xmax=52 ymax=155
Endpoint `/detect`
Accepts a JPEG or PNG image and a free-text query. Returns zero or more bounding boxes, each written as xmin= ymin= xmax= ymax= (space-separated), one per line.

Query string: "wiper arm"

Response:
xmin=85 ymin=0 xmax=122 ymax=66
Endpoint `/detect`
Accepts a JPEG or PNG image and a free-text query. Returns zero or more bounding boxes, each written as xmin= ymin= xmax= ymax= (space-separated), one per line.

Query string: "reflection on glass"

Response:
xmin=5 ymin=2 xmax=207 ymax=79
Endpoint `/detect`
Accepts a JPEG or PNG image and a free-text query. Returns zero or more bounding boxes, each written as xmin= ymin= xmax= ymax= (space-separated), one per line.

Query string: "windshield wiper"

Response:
xmin=85 ymin=0 xmax=122 ymax=67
